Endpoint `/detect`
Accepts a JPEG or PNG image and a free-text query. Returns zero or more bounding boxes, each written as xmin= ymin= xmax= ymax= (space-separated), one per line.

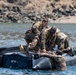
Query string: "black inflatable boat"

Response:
xmin=0 ymin=46 xmax=76 ymax=70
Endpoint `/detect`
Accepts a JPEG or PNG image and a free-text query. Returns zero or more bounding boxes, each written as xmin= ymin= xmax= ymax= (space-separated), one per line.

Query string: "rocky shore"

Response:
xmin=0 ymin=0 xmax=76 ymax=23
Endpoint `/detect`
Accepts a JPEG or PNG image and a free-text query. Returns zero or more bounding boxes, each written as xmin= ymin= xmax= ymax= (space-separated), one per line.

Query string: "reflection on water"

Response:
xmin=0 ymin=66 xmax=76 ymax=75
xmin=0 ymin=23 xmax=76 ymax=75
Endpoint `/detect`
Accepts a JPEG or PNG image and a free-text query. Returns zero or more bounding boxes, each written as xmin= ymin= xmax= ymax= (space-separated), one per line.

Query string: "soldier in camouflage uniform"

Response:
xmin=22 ymin=19 xmax=49 ymax=52
xmin=24 ymin=18 xmax=48 ymax=44
xmin=40 ymin=26 xmax=57 ymax=52
xmin=40 ymin=26 xmax=70 ymax=53
xmin=40 ymin=52 xmax=66 ymax=70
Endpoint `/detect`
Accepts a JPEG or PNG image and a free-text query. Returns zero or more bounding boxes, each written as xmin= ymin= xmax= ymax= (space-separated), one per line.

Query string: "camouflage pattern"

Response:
xmin=24 ymin=20 xmax=48 ymax=52
xmin=25 ymin=21 xmax=46 ymax=44
xmin=40 ymin=27 xmax=69 ymax=51
xmin=32 ymin=21 xmax=43 ymax=36
xmin=55 ymin=32 xmax=70 ymax=51
xmin=53 ymin=55 xmax=66 ymax=70
xmin=28 ymin=36 xmax=40 ymax=53
xmin=40 ymin=27 xmax=57 ymax=51
xmin=40 ymin=52 xmax=66 ymax=70
xmin=24 ymin=28 xmax=36 ymax=44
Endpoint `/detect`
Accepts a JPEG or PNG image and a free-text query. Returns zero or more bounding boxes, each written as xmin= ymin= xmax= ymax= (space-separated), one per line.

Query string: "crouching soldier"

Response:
xmin=21 ymin=18 xmax=49 ymax=52
xmin=24 ymin=18 xmax=48 ymax=46
xmin=40 ymin=26 xmax=70 ymax=53
xmin=40 ymin=26 xmax=60 ymax=52
xmin=40 ymin=52 xmax=66 ymax=70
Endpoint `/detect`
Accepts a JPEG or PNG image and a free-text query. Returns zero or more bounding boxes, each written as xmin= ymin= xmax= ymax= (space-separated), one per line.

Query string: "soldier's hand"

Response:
xmin=28 ymin=43 xmax=33 ymax=49
xmin=41 ymin=49 xmax=46 ymax=53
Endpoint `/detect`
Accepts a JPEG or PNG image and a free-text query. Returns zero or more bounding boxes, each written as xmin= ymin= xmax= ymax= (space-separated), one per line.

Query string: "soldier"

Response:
xmin=24 ymin=18 xmax=49 ymax=44
xmin=22 ymin=18 xmax=49 ymax=52
xmin=40 ymin=52 xmax=66 ymax=70
xmin=40 ymin=26 xmax=70 ymax=53
xmin=40 ymin=26 xmax=57 ymax=52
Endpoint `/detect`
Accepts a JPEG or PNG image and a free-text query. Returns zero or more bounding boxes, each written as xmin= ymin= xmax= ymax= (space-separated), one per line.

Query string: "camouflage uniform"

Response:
xmin=32 ymin=21 xmax=44 ymax=36
xmin=24 ymin=28 xmax=36 ymax=44
xmin=24 ymin=20 xmax=48 ymax=52
xmin=40 ymin=26 xmax=69 ymax=51
xmin=24 ymin=21 xmax=45 ymax=44
xmin=28 ymin=36 xmax=40 ymax=53
xmin=25 ymin=19 xmax=48 ymax=50
xmin=40 ymin=27 xmax=58 ymax=51
xmin=56 ymin=32 xmax=70 ymax=51
xmin=40 ymin=52 xmax=66 ymax=70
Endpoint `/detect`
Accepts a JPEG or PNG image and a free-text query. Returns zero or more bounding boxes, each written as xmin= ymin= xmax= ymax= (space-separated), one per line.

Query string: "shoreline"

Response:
xmin=49 ymin=16 xmax=76 ymax=24
xmin=0 ymin=16 xmax=76 ymax=24
xmin=0 ymin=0 xmax=76 ymax=24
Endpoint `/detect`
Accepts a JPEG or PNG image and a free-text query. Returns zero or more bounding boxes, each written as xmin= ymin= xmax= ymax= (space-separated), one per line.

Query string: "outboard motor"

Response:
xmin=2 ymin=52 xmax=32 ymax=69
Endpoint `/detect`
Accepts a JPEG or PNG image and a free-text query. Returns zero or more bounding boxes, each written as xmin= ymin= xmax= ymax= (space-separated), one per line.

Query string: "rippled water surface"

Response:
xmin=0 ymin=23 xmax=76 ymax=75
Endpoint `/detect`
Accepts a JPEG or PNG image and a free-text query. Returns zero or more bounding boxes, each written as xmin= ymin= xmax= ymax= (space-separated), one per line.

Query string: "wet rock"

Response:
xmin=62 ymin=5 xmax=67 ymax=9
xmin=69 ymin=4 xmax=74 ymax=10
xmin=7 ymin=15 xmax=17 ymax=22
xmin=50 ymin=3 xmax=55 ymax=8
xmin=12 ymin=6 xmax=21 ymax=12
xmin=7 ymin=0 xmax=17 ymax=3
xmin=54 ymin=0 xmax=60 ymax=1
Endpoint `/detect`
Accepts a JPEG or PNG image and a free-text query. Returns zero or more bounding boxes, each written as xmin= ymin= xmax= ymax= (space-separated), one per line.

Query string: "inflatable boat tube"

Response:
xmin=0 ymin=52 xmax=76 ymax=69
xmin=1 ymin=52 xmax=32 ymax=69
xmin=0 ymin=46 xmax=76 ymax=70
xmin=33 ymin=54 xmax=76 ymax=70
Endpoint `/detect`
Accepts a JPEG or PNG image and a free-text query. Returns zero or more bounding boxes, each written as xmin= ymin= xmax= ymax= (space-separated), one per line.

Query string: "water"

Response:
xmin=0 ymin=23 xmax=76 ymax=75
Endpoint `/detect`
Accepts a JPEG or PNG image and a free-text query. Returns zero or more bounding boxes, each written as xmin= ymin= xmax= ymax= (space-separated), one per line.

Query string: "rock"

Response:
xmin=62 ymin=5 xmax=67 ymax=9
xmin=0 ymin=0 xmax=76 ymax=23
xmin=54 ymin=0 xmax=60 ymax=1
xmin=12 ymin=6 xmax=21 ymax=12
xmin=7 ymin=0 xmax=17 ymax=3
xmin=7 ymin=15 xmax=17 ymax=22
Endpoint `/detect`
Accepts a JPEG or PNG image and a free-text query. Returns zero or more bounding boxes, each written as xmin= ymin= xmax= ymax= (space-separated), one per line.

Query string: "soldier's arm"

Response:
xmin=41 ymin=30 xmax=47 ymax=50
xmin=28 ymin=36 xmax=38 ymax=49
xmin=32 ymin=22 xmax=41 ymax=36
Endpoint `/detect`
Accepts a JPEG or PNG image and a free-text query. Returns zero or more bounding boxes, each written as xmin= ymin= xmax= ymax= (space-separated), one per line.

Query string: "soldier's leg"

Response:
xmin=64 ymin=37 xmax=70 ymax=50
xmin=57 ymin=38 xmax=70 ymax=54
xmin=40 ymin=53 xmax=66 ymax=70
xmin=28 ymin=36 xmax=40 ymax=53
xmin=53 ymin=55 xmax=66 ymax=70
xmin=58 ymin=39 xmax=65 ymax=50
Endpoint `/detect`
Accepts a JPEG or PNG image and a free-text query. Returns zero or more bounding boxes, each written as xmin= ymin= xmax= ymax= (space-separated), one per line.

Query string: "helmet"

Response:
xmin=50 ymin=26 xmax=56 ymax=34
